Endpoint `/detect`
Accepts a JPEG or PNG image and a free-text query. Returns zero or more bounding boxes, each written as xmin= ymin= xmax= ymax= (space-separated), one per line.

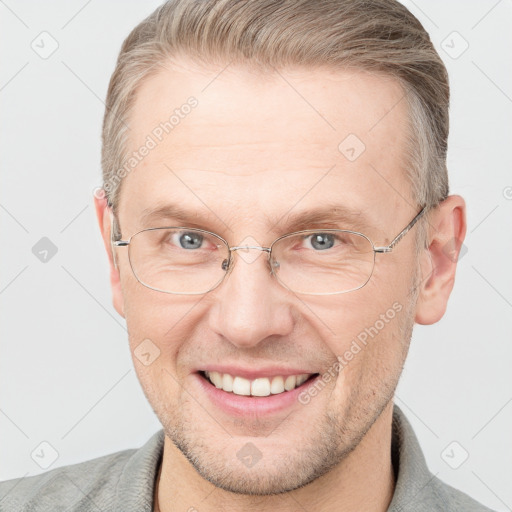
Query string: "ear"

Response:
xmin=94 ymin=194 xmax=125 ymax=318
xmin=414 ymin=195 xmax=467 ymax=325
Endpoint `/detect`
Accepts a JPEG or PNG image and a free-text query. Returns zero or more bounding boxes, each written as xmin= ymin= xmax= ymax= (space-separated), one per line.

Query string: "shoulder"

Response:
xmin=0 ymin=429 xmax=165 ymax=511
xmin=424 ymin=474 xmax=497 ymax=512
xmin=0 ymin=448 xmax=135 ymax=511
xmin=389 ymin=405 xmax=496 ymax=511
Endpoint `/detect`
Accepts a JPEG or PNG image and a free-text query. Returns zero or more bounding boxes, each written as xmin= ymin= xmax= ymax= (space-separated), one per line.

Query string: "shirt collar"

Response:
xmin=388 ymin=404 xmax=452 ymax=511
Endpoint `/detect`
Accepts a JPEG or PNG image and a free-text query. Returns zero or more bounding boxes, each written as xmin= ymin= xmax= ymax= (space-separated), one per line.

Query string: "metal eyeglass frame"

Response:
xmin=111 ymin=206 xmax=426 ymax=296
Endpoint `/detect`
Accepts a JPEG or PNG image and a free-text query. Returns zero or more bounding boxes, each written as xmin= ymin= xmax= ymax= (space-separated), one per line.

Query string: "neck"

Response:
xmin=154 ymin=402 xmax=396 ymax=512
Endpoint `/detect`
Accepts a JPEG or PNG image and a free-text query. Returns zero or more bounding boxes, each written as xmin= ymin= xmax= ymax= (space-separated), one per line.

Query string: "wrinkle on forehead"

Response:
xmin=119 ymin=63 xmax=413 ymax=236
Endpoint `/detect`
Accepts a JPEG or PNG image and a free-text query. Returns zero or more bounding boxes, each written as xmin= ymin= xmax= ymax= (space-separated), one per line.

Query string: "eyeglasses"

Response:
xmin=111 ymin=207 xmax=425 ymax=296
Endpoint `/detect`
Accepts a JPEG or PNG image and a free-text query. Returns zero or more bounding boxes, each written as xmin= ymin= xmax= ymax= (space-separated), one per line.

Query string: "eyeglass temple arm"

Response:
xmin=108 ymin=208 xmax=126 ymax=245
xmin=373 ymin=207 xmax=426 ymax=253
xmin=108 ymin=210 xmax=128 ymax=272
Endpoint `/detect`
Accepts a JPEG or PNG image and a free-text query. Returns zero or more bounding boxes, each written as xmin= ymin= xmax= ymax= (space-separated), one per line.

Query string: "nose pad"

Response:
xmin=221 ymin=249 xmax=278 ymax=281
xmin=270 ymin=259 xmax=280 ymax=272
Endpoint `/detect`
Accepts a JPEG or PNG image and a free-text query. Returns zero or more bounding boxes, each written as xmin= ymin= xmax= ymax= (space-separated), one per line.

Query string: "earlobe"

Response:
xmin=94 ymin=194 xmax=125 ymax=318
xmin=414 ymin=195 xmax=467 ymax=325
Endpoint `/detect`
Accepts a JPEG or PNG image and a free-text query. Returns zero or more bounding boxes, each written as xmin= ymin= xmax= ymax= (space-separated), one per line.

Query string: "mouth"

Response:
xmin=198 ymin=370 xmax=320 ymax=397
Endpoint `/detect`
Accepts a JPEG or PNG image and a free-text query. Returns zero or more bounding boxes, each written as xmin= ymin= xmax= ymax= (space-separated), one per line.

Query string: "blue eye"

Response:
xmin=175 ymin=232 xmax=204 ymax=250
xmin=307 ymin=233 xmax=336 ymax=250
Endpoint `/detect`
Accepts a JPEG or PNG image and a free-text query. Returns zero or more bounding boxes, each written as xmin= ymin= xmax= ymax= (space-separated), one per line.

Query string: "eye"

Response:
xmin=305 ymin=233 xmax=337 ymax=251
xmin=171 ymin=231 xmax=205 ymax=250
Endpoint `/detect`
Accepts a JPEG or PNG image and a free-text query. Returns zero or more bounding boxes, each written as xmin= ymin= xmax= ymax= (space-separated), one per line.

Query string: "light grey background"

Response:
xmin=1 ymin=1 xmax=511 ymax=510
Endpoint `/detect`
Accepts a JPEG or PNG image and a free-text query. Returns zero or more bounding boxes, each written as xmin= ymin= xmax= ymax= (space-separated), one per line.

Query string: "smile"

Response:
xmin=201 ymin=370 xmax=319 ymax=397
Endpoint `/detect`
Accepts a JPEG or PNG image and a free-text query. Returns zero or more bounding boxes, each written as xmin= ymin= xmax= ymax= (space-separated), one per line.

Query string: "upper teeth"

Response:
xmin=204 ymin=371 xmax=312 ymax=397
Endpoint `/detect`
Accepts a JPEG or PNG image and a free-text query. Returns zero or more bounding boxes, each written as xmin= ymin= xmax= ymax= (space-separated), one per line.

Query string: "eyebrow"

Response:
xmin=139 ymin=203 xmax=376 ymax=234
xmin=140 ymin=204 xmax=209 ymax=229
xmin=274 ymin=205 xmax=376 ymax=233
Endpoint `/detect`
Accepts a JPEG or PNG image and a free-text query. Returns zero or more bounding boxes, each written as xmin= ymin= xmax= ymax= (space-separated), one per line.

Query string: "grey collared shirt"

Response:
xmin=0 ymin=405 xmax=495 ymax=511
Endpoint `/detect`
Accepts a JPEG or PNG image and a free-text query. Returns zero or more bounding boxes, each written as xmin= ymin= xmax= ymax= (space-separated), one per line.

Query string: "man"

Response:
xmin=0 ymin=0 xmax=495 ymax=510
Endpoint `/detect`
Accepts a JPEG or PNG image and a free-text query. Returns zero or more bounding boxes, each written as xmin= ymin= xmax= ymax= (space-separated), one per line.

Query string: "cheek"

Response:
xmin=123 ymin=293 xmax=195 ymax=407
xmin=316 ymin=276 xmax=411 ymax=383
xmin=121 ymin=278 xmax=206 ymax=368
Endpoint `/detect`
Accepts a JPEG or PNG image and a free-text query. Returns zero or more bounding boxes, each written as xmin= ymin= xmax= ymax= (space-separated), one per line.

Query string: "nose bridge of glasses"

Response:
xmin=222 ymin=244 xmax=275 ymax=274
xmin=229 ymin=245 xmax=271 ymax=253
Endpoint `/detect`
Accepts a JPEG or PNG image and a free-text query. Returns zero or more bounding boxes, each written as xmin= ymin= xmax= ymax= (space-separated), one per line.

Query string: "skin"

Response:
xmin=95 ymin=59 xmax=466 ymax=512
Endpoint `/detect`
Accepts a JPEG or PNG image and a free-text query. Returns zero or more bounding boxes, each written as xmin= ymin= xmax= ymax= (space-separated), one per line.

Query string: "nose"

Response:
xmin=207 ymin=247 xmax=294 ymax=348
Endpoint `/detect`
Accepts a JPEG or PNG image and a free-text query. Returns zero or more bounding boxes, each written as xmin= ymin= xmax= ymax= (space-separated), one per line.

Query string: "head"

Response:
xmin=95 ymin=0 xmax=466 ymax=496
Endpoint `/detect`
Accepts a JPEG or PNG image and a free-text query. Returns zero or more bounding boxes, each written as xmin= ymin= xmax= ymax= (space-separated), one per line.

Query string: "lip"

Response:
xmin=193 ymin=371 xmax=321 ymax=417
xmin=196 ymin=365 xmax=318 ymax=380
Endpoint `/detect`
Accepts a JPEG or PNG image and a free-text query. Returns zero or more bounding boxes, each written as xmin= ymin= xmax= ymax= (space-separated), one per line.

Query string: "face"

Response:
xmin=108 ymin=60 xmax=423 ymax=494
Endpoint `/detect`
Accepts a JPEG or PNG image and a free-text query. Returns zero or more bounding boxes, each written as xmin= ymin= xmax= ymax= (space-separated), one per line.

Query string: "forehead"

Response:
xmin=118 ymin=59 xmax=412 ymax=235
